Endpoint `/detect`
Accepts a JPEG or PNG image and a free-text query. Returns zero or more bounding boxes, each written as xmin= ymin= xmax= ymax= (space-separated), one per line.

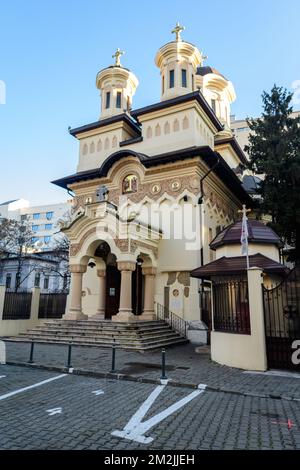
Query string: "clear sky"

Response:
xmin=0 ymin=0 xmax=299 ymax=206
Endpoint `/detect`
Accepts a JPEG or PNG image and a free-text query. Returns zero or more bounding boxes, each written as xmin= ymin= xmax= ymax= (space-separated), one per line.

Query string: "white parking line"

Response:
xmin=0 ymin=374 xmax=67 ymax=401
xmin=112 ymin=383 xmax=207 ymax=444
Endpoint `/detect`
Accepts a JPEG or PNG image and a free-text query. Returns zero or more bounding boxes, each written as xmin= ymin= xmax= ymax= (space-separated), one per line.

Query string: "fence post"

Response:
xmin=0 ymin=285 xmax=5 ymax=320
xmin=161 ymin=348 xmax=167 ymax=380
xmin=247 ymin=267 xmax=268 ymax=371
xmin=30 ymin=287 xmax=40 ymax=322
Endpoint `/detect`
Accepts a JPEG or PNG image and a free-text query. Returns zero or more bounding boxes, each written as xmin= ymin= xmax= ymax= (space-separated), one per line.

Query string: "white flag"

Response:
xmin=241 ymin=213 xmax=249 ymax=256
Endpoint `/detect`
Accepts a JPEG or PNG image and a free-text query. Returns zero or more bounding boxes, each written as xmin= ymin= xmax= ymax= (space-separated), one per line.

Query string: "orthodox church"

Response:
xmin=53 ymin=24 xmax=253 ymax=330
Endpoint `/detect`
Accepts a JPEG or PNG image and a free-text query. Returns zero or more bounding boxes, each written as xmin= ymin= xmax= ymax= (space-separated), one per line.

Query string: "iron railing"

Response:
xmin=263 ymin=266 xmax=300 ymax=370
xmin=213 ymin=277 xmax=250 ymax=335
xmin=38 ymin=293 xmax=68 ymax=319
xmin=2 ymin=291 xmax=32 ymax=320
xmin=155 ymin=302 xmax=188 ymax=337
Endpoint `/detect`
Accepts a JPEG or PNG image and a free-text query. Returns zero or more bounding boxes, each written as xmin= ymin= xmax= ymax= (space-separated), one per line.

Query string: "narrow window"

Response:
xmin=116 ymin=92 xmax=122 ymax=108
xmin=191 ymin=74 xmax=194 ymax=90
xmin=181 ymin=69 xmax=187 ymax=87
xmin=15 ymin=273 xmax=21 ymax=289
xmin=169 ymin=70 xmax=174 ymax=88
xmin=44 ymin=277 xmax=49 ymax=290
xmin=6 ymin=274 xmax=11 ymax=289
xmin=105 ymin=91 xmax=110 ymax=109
xmin=34 ymin=273 xmax=40 ymax=288
xmin=162 ymin=75 xmax=165 ymax=94
xmin=127 ymin=96 xmax=130 ymax=111
xmin=211 ymin=99 xmax=216 ymax=113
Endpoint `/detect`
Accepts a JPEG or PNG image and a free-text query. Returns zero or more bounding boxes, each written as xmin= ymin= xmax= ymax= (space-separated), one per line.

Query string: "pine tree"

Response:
xmin=245 ymin=85 xmax=300 ymax=264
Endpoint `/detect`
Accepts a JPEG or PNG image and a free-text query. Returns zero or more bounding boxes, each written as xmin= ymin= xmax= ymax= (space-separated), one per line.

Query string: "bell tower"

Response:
xmin=96 ymin=49 xmax=139 ymax=120
xmin=155 ymin=23 xmax=204 ymax=102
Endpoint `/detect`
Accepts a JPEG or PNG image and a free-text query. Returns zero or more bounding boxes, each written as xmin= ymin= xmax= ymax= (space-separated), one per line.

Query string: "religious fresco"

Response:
xmin=122 ymin=174 xmax=138 ymax=194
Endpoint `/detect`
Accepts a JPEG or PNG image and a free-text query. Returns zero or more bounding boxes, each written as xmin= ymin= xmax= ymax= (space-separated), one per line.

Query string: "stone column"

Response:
xmin=64 ymin=265 xmax=88 ymax=320
xmin=112 ymin=261 xmax=136 ymax=322
xmin=91 ymin=269 xmax=106 ymax=320
xmin=141 ymin=267 xmax=157 ymax=320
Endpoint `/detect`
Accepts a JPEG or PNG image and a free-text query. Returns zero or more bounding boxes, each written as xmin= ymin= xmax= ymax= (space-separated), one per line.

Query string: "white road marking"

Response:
xmin=46 ymin=407 xmax=62 ymax=416
xmin=112 ymin=383 xmax=207 ymax=444
xmin=244 ymin=370 xmax=300 ymax=379
xmin=92 ymin=390 xmax=104 ymax=396
xmin=0 ymin=374 xmax=67 ymax=401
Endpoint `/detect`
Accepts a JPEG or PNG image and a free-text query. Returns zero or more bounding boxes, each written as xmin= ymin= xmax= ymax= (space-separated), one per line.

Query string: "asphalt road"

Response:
xmin=0 ymin=364 xmax=300 ymax=450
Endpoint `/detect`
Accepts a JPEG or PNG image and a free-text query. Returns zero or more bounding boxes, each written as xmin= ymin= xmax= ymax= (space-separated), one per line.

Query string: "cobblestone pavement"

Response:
xmin=3 ymin=341 xmax=300 ymax=400
xmin=1 ymin=364 xmax=300 ymax=450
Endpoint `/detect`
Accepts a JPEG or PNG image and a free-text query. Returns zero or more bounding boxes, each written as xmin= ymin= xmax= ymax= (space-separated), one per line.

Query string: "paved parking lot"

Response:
xmin=1 ymin=364 xmax=300 ymax=450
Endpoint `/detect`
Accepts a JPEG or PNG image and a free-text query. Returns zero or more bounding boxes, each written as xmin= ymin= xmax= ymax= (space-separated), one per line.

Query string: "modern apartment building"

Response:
xmin=0 ymin=199 xmax=72 ymax=249
xmin=231 ymin=110 xmax=300 ymax=157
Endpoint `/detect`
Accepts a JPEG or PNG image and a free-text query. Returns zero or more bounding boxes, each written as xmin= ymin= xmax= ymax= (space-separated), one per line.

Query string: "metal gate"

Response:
xmin=263 ymin=266 xmax=300 ymax=370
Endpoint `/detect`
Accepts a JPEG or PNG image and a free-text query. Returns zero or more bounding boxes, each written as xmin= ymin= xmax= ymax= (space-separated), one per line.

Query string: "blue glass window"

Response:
xmin=32 ymin=225 xmax=39 ymax=232
xmin=31 ymin=237 xmax=39 ymax=243
xmin=181 ymin=69 xmax=187 ymax=87
xmin=33 ymin=213 xmax=40 ymax=220
xmin=44 ymin=236 xmax=51 ymax=244
xmin=169 ymin=70 xmax=174 ymax=88
xmin=105 ymin=92 xmax=110 ymax=109
xmin=116 ymin=92 xmax=122 ymax=108
xmin=46 ymin=212 xmax=53 ymax=220
xmin=45 ymin=224 xmax=52 ymax=230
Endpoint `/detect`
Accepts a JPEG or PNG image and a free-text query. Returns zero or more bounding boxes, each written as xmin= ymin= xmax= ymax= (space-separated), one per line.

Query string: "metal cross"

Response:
xmin=112 ymin=48 xmax=124 ymax=66
xmin=238 ymin=204 xmax=251 ymax=218
xmin=171 ymin=22 xmax=185 ymax=42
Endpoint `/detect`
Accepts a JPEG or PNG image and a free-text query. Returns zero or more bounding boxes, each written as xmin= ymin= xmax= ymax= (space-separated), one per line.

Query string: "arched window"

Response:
xmin=90 ymin=141 xmax=95 ymax=153
xmin=155 ymin=124 xmax=161 ymax=137
xmin=164 ymin=121 xmax=170 ymax=134
xmin=112 ymin=136 xmax=117 ymax=148
xmin=82 ymin=143 xmax=88 ymax=155
xmin=173 ymin=119 xmax=179 ymax=132
xmin=122 ymin=174 xmax=138 ymax=194
xmin=104 ymin=137 xmax=109 ymax=150
xmin=182 ymin=116 xmax=189 ymax=130
xmin=97 ymin=140 xmax=102 ymax=152
xmin=146 ymin=127 xmax=152 ymax=139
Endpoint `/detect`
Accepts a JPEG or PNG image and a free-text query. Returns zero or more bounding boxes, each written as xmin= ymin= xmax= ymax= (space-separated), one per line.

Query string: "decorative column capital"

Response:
xmin=69 ymin=264 xmax=87 ymax=274
xmin=97 ymin=269 xmax=106 ymax=278
xmin=142 ymin=267 xmax=157 ymax=276
xmin=117 ymin=261 xmax=136 ymax=272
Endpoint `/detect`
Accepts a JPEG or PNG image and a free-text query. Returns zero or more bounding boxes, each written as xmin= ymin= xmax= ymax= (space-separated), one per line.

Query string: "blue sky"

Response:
xmin=0 ymin=0 xmax=299 ymax=205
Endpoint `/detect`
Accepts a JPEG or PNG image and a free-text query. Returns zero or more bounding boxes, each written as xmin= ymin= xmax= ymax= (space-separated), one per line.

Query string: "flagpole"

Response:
xmin=238 ymin=205 xmax=251 ymax=270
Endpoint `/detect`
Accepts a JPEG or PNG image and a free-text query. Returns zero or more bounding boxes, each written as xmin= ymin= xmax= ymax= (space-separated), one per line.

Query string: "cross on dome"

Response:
xmin=112 ymin=48 xmax=124 ymax=66
xmin=171 ymin=22 xmax=185 ymax=42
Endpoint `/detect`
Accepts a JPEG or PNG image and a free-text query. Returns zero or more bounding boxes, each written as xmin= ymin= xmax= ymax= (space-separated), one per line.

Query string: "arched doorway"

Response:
xmin=94 ymin=242 xmax=144 ymax=319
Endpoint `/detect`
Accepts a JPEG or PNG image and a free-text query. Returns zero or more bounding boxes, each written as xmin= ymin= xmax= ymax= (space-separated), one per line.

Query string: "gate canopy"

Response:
xmin=190 ymin=253 xmax=289 ymax=279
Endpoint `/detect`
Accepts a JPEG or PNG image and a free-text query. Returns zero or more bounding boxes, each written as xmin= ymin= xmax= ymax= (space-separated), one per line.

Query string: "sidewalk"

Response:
xmin=4 ymin=341 xmax=300 ymax=401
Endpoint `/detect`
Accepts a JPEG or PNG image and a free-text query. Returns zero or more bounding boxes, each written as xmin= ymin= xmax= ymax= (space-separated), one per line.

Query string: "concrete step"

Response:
xmin=21 ymin=326 xmax=174 ymax=338
xmin=7 ymin=336 xmax=188 ymax=350
xmin=18 ymin=330 xmax=181 ymax=344
xmin=10 ymin=318 xmax=188 ymax=352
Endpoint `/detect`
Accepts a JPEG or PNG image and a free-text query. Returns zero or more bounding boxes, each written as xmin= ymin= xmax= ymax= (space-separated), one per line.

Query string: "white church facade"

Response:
xmin=53 ymin=24 xmax=253 ymax=328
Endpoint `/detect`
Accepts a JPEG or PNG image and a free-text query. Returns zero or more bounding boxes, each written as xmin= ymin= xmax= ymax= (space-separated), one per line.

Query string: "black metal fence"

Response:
xmin=213 ymin=277 xmax=250 ymax=334
xmin=200 ymin=289 xmax=212 ymax=344
xmin=263 ymin=266 xmax=300 ymax=370
xmin=38 ymin=293 xmax=67 ymax=319
xmin=155 ymin=302 xmax=188 ymax=337
xmin=2 ymin=291 xmax=32 ymax=320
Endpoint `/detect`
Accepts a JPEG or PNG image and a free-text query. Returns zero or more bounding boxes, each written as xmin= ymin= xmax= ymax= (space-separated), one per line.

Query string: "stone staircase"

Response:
xmin=10 ymin=319 xmax=188 ymax=351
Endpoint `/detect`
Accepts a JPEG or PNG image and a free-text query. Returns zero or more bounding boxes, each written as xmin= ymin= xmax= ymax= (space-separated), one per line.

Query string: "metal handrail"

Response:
xmin=155 ymin=302 xmax=188 ymax=338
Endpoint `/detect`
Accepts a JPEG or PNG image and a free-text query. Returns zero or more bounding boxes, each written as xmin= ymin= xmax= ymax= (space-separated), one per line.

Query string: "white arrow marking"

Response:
xmin=0 ymin=374 xmax=67 ymax=401
xmin=0 ymin=375 xmax=6 ymax=379
xmin=46 ymin=407 xmax=62 ymax=416
xmin=92 ymin=390 xmax=104 ymax=396
xmin=112 ymin=383 xmax=207 ymax=444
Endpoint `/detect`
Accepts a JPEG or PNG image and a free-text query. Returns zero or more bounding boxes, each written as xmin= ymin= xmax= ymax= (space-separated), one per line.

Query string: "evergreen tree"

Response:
xmin=245 ymin=85 xmax=300 ymax=264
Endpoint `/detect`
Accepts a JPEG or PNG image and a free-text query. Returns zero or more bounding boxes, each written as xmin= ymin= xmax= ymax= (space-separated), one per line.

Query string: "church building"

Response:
xmin=53 ymin=24 xmax=253 ymax=330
